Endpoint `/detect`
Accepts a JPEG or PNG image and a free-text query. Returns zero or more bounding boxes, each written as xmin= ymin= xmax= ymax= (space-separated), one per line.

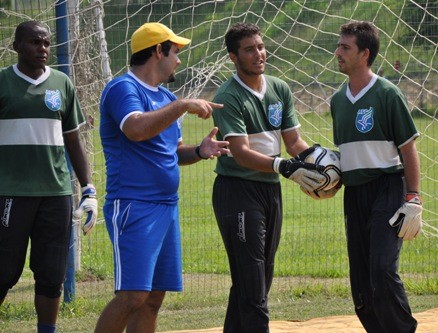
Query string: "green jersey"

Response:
xmin=331 ymin=75 xmax=419 ymax=186
xmin=0 ymin=65 xmax=85 ymax=196
xmin=213 ymin=74 xmax=300 ymax=183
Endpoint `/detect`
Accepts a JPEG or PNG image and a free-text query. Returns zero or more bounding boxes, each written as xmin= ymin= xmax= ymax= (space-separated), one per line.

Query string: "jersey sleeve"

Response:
xmin=388 ymin=89 xmax=419 ymax=147
xmin=62 ymin=75 xmax=85 ymax=133
xmin=279 ymin=80 xmax=299 ymax=130
xmin=102 ymin=79 xmax=145 ymax=129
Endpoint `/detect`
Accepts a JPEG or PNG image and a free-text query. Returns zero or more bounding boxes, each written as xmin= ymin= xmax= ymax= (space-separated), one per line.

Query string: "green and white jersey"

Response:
xmin=0 ymin=65 xmax=85 ymax=196
xmin=331 ymin=74 xmax=419 ymax=187
xmin=213 ymin=74 xmax=300 ymax=183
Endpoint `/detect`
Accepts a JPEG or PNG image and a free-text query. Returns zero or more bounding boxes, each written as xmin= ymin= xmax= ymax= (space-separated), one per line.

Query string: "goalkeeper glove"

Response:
xmin=273 ymin=157 xmax=325 ymax=192
xmin=295 ymin=144 xmax=321 ymax=161
xmin=389 ymin=192 xmax=422 ymax=241
xmin=73 ymin=184 xmax=98 ymax=236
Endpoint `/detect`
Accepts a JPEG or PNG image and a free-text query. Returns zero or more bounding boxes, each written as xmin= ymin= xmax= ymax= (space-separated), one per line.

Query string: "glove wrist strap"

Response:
xmin=272 ymin=157 xmax=284 ymax=173
xmin=406 ymin=192 xmax=422 ymax=204
xmin=81 ymin=184 xmax=96 ymax=197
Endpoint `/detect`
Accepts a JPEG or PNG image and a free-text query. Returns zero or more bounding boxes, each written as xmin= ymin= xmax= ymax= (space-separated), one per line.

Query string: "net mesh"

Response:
xmin=0 ymin=0 xmax=436 ymax=330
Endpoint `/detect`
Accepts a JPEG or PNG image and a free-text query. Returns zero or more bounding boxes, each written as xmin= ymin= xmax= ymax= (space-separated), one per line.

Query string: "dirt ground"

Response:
xmin=163 ymin=308 xmax=438 ymax=333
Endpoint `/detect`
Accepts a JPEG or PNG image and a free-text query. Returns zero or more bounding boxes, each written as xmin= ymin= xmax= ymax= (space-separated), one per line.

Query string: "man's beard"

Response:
xmin=237 ymin=59 xmax=265 ymax=76
xmin=242 ymin=68 xmax=264 ymax=76
xmin=167 ymin=73 xmax=176 ymax=83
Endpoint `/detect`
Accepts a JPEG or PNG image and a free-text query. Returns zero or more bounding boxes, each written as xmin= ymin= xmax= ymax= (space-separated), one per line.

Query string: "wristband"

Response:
xmin=195 ymin=145 xmax=208 ymax=160
xmin=272 ymin=157 xmax=284 ymax=173
xmin=406 ymin=192 xmax=421 ymax=204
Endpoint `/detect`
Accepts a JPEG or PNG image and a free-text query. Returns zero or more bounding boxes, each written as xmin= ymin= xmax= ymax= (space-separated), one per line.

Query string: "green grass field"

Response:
xmin=40 ymin=113 xmax=438 ymax=283
xmin=1 ymin=112 xmax=435 ymax=333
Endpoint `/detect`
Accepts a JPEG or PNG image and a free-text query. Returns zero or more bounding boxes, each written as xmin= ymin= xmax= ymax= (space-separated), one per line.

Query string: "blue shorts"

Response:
xmin=103 ymin=199 xmax=182 ymax=292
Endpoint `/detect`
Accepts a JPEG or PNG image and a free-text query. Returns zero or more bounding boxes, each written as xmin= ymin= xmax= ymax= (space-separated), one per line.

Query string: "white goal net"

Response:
xmin=0 ymin=0 xmax=436 ymax=329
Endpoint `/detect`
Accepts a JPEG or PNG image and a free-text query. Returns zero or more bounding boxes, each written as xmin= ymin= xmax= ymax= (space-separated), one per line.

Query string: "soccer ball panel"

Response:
xmin=300 ymin=186 xmax=339 ymax=200
xmin=303 ymin=146 xmax=341 ymax=190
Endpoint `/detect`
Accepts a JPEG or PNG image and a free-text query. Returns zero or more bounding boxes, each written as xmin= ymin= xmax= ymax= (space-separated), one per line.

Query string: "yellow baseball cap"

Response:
xmin=131 ymin=22 xmax=191 ymax=54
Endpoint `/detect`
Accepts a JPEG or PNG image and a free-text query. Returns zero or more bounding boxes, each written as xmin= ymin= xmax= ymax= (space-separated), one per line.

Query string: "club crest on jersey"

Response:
xmin=356 ymin=107 xmax=374 ymax=133
xmin=45 ymin=89 xmax=62 ymax=111
xmin=268 ymin=101 xmax=283 ymax=127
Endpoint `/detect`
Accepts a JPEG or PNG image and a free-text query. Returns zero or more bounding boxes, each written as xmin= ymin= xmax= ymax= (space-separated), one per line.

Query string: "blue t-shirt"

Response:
xmin=100 ymin=72 xmax=181 ymax=203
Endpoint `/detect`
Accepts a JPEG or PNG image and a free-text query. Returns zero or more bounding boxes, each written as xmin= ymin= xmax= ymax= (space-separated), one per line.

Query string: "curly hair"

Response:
xmin=225 ymin=22 xmax=261 ymax=55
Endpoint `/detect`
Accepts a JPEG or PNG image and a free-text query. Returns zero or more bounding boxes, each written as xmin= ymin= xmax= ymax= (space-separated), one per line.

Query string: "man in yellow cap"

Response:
xmin=95 ymin=22 xmax=229 ymax=333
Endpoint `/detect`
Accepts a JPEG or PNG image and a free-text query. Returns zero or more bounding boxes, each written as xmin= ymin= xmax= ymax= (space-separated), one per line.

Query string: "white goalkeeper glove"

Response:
xmin=273 ymin=157 xmax=326 ymax=192
xmin=73 ymin=184 xmax=98 ymax=236
xmin=389 ymin=192 xmax=422 ymax=241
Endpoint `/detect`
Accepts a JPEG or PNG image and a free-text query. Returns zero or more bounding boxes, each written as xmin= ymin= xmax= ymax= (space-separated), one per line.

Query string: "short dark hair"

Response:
xmin=340 ymin=20 xmax=380 ymax=67
xmin=130 ymin=40 xmax=173 ymax=66
xmin=225 ymin=22 xmax=261 ymax=55
xmin=15 ymin=20 xmax=50 ymax=43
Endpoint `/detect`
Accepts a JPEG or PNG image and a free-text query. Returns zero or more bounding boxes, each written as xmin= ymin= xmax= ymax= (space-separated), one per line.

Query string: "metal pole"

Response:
xmin=55 ymin=0 xmax=76 ymax=303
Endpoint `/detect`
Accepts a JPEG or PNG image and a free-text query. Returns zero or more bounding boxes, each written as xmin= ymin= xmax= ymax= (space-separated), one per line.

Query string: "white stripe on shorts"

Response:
xmin=112 ymin=199 xmax=122 ymax=290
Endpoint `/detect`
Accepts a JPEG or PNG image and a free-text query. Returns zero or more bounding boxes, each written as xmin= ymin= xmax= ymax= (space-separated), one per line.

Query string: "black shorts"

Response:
xmin=0 ymin=196 xmax=72 ymax=292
